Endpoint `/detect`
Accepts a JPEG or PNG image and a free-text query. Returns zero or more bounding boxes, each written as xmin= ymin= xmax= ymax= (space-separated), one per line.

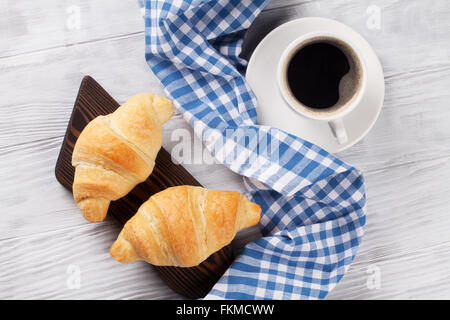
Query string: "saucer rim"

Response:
xmin=246 ymin=17 xmax=385 ymax=153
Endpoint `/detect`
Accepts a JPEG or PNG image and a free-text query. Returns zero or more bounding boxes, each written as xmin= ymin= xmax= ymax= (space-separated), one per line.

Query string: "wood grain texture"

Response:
xmin=327 ymin=158 xmax=450 ymax=299
xmin=54 ymin=76 xmax=234 ymax=299
xmin=0 ymin=221 xmax=183 ymax=299
xmin=243 ymin=0 xmax=450 ymax=75
xmin=0 ymin=0 xmax=144 ymax=58
xmin=1 ymin=0 xmax=450 ymax=299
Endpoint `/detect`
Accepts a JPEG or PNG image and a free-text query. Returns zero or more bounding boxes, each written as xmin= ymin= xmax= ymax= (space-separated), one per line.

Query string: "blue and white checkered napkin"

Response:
xmin=141 ymin=0 xmax=366 ymax=299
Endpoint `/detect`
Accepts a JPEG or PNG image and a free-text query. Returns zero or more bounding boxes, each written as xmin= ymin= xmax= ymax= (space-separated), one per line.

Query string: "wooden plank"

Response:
xmin=328 ymin=156 xmax=450 ymax=299
xmin=0 ymin=133 xmax=247 ymax=238
xmin=3 ymin=152 xmax=450 ymax=299
xmin=243 ymin=0 xmax=450 ymax=75
xmin=1 ymin=0 xmax=450 ymax=300
xmin=0 ymin=222 xmax=181 ymax=299
xmin=0 ymin=0 xmax=143 ymax=58
xmin=2 ymin=62 xmax=450 ymax=173
xmin=0 ymin=0 xmax=307 ymax=59
xmin=0 ymin=34 xmax=164 ymax=121
xmin=2 ymin=75 xmax=450 ymax=238
xmin=338 ymin=66 xmax=450 ymax=172
xmin=1 ymin=1 xmax=449 ymax=148
xmin=1 ymin=0 xmax=449 ymax=77
xmin=265 ymin=0 xmax=312 ymax=11
xmin=328 ymin=241 xmax=450 ymax=299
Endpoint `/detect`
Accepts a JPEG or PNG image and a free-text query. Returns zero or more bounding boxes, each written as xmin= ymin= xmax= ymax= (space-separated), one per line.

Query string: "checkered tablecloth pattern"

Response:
xmin=141 ymin=0 xmax=366 ymax=299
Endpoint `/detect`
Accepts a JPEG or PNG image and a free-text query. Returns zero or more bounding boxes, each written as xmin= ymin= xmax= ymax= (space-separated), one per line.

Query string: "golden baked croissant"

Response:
xmin=72 ymin=93 xmax=173 ymax=222
xmin=110 ymin=186 xmax=261 ymax=267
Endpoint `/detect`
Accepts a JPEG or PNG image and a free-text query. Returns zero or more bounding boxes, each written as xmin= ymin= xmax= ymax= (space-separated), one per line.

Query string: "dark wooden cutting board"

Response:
xmin=55 ymin=76 xmax=233 ymax=299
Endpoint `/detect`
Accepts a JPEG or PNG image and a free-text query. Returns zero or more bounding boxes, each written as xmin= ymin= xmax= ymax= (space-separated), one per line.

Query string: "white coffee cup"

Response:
xmin=277 ymin=31 xmax=367 ymax=144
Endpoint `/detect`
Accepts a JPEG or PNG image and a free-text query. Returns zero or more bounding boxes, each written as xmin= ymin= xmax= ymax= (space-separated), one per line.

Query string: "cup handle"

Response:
xmin=329 ymin=118 xmax=348 ymax=145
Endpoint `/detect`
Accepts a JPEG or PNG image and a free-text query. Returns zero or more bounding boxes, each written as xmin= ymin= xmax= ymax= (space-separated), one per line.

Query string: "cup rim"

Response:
xmin=277 ymin=31 xmax=368 ymax=121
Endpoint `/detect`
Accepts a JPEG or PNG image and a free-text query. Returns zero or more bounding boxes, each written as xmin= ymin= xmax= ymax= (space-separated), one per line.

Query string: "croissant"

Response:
xmin=72 ymin=93 xmax=173 ymax=222
xmin=110 ymin=186 xmax=261 ymax=267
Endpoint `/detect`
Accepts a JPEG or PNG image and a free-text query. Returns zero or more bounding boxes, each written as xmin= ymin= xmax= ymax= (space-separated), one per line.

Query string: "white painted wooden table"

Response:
xmin=1 ymin=0 xmax=449 ymax=299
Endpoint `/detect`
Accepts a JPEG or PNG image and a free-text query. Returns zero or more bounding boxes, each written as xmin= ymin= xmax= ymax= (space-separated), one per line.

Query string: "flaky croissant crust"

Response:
xmin=72 ymin=93 xmax=173 ymax=222
xmin=110 ymin=186 xmax=261 ymax=267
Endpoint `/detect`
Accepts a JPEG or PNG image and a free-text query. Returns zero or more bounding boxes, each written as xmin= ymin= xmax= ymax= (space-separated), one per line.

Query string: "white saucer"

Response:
xmin=246 ymin=17 xmax=385 ymax=153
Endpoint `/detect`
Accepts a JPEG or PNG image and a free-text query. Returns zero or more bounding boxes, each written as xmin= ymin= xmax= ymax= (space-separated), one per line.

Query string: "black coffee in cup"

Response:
xmin=282 ymin=36 xmax=363 ymax=117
